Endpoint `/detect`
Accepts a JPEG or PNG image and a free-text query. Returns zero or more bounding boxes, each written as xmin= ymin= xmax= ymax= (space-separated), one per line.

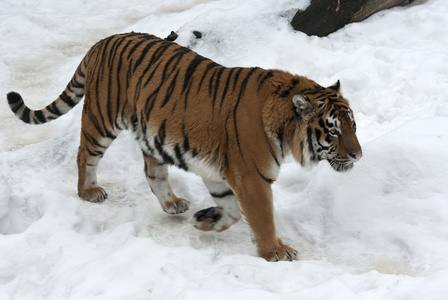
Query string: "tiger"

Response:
xmin=6 ymin=32 xmax=362 ymax=262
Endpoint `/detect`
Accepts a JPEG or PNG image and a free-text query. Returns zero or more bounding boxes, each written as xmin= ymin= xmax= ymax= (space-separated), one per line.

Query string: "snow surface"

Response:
xmin=1 ymin=0 xmax=448 ymax=299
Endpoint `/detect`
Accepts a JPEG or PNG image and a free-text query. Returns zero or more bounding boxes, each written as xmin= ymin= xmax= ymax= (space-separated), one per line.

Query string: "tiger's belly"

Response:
xmin=136 ymin=131 xmax=224 ymax=182
xmin=186 ymin=157 xmax=224 ymax=182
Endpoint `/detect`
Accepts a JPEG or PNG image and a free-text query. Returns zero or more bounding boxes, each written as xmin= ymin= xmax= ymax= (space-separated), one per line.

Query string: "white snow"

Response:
xmin=1 ymin=0 xmax=448 ymax=298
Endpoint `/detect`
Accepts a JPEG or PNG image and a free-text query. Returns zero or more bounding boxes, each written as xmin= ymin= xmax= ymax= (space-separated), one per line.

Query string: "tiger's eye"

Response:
xmin=329 ymin=129 xmax=338 ymax=136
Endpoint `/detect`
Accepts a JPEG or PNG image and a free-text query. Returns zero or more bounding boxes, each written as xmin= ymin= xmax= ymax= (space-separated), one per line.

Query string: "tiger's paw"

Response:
xmin=191 ymin=206 xmax=238 ymax=232
xmin=79 ymin=186 xmax=108 ymax=203
xmin=259 ymin=243 xmax=298 ymax=262
xmin=192 ymin=206 xmax=223 ymax=231
xmin=162 ymin=197 xmax=190 ymax=214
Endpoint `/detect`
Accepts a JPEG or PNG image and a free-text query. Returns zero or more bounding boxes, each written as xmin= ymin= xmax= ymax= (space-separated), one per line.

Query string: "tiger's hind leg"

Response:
xmin=192 ymin=180 xmax=242 ymax=232
xmin=77 ymin=129 xmax=116 ymax=203
xmin=142 ymin=153 xmax=190 ymax=214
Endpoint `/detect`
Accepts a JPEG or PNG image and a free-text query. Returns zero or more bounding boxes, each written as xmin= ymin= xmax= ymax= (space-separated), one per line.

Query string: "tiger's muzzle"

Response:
xmin=328 ymin=150 xmax=362 ymax=172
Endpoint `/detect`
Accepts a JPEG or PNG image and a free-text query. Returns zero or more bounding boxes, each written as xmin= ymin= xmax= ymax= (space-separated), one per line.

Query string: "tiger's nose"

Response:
xmin=348 ymin=151 xmax=362 ymax=160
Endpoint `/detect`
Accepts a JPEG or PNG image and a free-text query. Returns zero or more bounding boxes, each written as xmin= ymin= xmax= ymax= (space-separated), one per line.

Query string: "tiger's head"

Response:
xmin=291 ymin=80 xmax=362 ymax=172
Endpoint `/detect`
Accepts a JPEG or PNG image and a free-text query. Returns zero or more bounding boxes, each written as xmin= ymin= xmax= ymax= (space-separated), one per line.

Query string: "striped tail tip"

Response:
xmin=7 ymin=91 xmax=36 ymax=124
xmin=7 ymin=91 xmax=24 ymax=113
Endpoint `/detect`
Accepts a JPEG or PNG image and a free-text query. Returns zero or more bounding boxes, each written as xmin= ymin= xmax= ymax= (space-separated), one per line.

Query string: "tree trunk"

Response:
xmin=291 ymin=0 xmax=411 ymax=37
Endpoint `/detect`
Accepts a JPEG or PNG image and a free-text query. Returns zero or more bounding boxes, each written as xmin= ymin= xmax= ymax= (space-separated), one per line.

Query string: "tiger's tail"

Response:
xmin=7 ymin=58 xmax=86 ymax=124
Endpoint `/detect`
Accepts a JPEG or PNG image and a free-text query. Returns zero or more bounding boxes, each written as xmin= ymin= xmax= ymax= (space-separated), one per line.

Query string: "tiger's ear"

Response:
xmin=328 ymin=80 xmax=340 ymax=92
xmin=292 ymin=94 xmax=312 ymax=120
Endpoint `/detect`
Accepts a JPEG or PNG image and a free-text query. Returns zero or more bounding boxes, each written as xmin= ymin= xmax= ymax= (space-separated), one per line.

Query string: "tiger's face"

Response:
xmin=292 ymin=81 xmax=362 ymax=172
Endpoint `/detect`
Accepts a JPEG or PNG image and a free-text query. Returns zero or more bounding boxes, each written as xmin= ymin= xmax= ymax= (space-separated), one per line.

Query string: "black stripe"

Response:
xmin=183 ymin=78 xmax=194 ymax=109
xmin=316 ymin=142 xmax=330 ymax=153
xmin=318 ymin=119 xmax=328 ymax=132
xmin=93 ymin=40 xmax=111 ymax=138
xmin=155 ymin=142 xmax=175 ymax=165
xmin=307 ymin=127 xmax=317 ymax=161
xmin=86 ymin=146 xmax=104 ymax=157
xmin=47 ymin=102 xmax=63 ymax=117
xmin=182 ymin=55 xmax=206 ymax=94
xmin=67 ymin=84 xmax=76 ymax=95
xmin=148 ymin=43 xmax=173 ymax=79
xmin=93 ymin=38 xmax=119 ymax=140
xmin=95 ymin=96 xmax=116 ymax=139
xmin=154 ymin=121 xmax=175 ymax=164
xmin=279 ymin=88 xmax=292 ymax=98
xmin=183 ymin=135 xmax=190 ymax=152
xmin=325 ymin=119 xmax=333 ymax=128
xmin=174 ymin=144 xmax=188 ymax=171
xmin=82 ymin=129 xmax=107 ymax=149
xmin=59 ymin=91 xmax=76 ymax=107
xmin=277 ymin=127 xmax=284 ymax=158
xmin=142 ymin=60 xmax=164 ymax=89
xmin=108 ymin=35 xmax=126 ymax=69
xmin=86 ymin=106 xmax=112 ymax=139
xmin=212 ymin=67 xmax=225 ymax=111
xmin=22 ymin=107 xmax=31 ymax=124
xmin=232 ymin=68 xmax=243 ymax=91
xmin=291 ymin=78 xmax=300 ymax=86
xmin=257 ymin=70 xmax=273 ymax=91
xmin=155 ymin=44 xmax=188 ymax=86
xmin=139 ymin=112 xmax=154 ymax=155
xmin=161 ymin=70 xmax=179 ymax=108
xmin=98 ymin=35 xmax=116 ymax=81
xmin=224 ymin=110 xmax=231 ymax=163
xmin=71 ymin=76 xmax=84 ymax=89
xmin=330 ymin=108 xmax=337 ymax=117
xmin=219 ymin=68 xmax=235 ymax=111
xmin=233 ymin=68 xmax=258 ymax=161
xmin=182 ymin=125 xmax=190 ymax=152
xmin=143 ymin=86 xmax=161 ymax=120
xmin=134 ymin=40 xmax=173 ymax=77
xmin=115 ymin=39 xmax=133 ymax=129
xmin=306 ymin=87 xmax=326 ymax=96
xmin=197 ymin=62 xmax=218 ymax=93
xmin=256 ymin=166 xmax=274 ymax=184
xmin=210 ymin=190 xmax=234 ymax=198
xmin=34 ymin=110 xmax=46 ymax=123
xmin=127 ymin=40 xmax=147 ymax=60
xmin=107 ymin=37 xmax=130 ymax=130
xmin=106 ymin=58 xmax=115 ymax=131
xmin=132 ymin=40 xmax=157 ymax=72
xmin=300 ymin=140 xmax=304 ymax=165
xmin=315 ymin=128 xmax=321 ymax=141
xmin=267 ymin=137 xmax=280 ymax=167
xmin=208 ymin=68 xmax=219 ymax=97
xmin=145 ymin=48 xmax=186 ymax=89
xmin=158 ymin=120 xmax=167 ymax=144
xmin=105 ymin=128 xmax=117 ymax=139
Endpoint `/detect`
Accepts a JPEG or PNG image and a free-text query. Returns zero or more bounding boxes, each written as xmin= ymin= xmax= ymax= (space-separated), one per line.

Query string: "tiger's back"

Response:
xmin=84 ymin=33 xmax=267 ymax=176
xmin=7 ymin=32 xmax=361 ymax=262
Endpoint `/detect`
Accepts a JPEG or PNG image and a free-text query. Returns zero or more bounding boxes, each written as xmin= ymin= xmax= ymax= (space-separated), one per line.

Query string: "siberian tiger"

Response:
xmin=7 ymin=32 xmax=362 ymax=261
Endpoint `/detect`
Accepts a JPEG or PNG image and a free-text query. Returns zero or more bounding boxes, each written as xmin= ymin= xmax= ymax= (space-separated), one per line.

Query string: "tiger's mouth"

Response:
xmin=327 ymin=159 xmax=354 ymax=172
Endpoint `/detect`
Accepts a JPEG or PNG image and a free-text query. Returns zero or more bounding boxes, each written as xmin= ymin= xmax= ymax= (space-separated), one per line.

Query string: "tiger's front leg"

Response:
xmin=227 ymin=174 xmax=298 ymax=262
xmin=142 ymin=153 xmax=190 ymax=214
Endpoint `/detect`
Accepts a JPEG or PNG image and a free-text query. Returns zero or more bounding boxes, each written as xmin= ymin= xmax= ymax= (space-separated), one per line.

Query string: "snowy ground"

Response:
xmin=1 ymin=0 xmax=448 ymax=299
